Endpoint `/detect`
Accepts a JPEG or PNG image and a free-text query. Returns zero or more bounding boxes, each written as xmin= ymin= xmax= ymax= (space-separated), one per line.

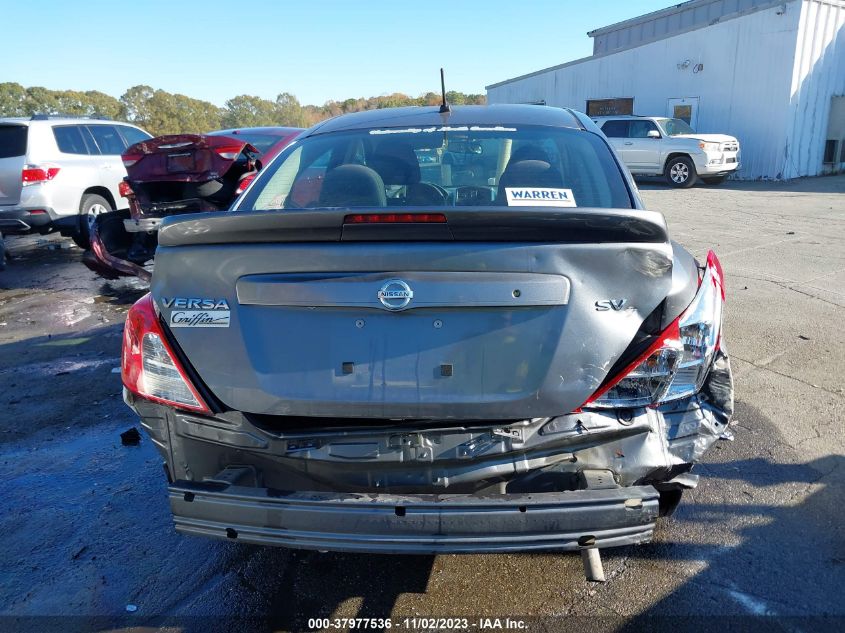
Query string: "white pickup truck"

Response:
xmin=593 ymin=116 xmax=740 ymax=188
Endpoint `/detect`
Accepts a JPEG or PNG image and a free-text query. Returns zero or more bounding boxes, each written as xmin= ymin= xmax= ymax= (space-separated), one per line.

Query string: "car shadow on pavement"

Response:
xmin=615 ymin=455 xmax=845 ymax=629
xmin=263 ymin=550 xmax=434 ymax=629
xmin=613 ymin=398 xmax=845 ymax=626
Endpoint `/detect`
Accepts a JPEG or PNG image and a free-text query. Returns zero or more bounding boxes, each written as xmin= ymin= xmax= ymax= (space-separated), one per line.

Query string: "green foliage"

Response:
xmin=0 ymin=83 xmax=125 ymax=119
xmin=0 ymin=82 xmax=487 ymax=136
xmin=119 ymin=86 xmax=224 ymax=136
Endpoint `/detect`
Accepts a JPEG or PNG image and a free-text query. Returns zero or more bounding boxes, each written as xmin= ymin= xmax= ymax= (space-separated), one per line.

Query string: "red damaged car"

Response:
xmin=86 ymin=126 xmax=302 ymax=280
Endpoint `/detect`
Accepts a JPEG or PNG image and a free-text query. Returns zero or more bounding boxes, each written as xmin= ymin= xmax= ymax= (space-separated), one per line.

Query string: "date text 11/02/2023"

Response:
xmin=307 ymin=618 xmax=528 ymax=629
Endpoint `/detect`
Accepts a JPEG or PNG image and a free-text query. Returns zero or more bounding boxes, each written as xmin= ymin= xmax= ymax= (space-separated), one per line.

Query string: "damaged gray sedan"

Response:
xmin=121 ymin=105 xmax=733 ymax=576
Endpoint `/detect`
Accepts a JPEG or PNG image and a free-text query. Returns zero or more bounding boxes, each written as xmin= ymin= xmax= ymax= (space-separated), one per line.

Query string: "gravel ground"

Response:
xmin=0 ymin=175 xmax=843 ymax=631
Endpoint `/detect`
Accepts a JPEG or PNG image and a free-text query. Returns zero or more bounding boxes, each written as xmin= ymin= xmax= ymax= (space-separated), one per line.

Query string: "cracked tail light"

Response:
xmin=585 ymin=251 xmax=725 ymax=409
xmin=214 ymin=144 xmax=244 ymax=160
xmin=122 ymin=294 xmax=210 ymax=413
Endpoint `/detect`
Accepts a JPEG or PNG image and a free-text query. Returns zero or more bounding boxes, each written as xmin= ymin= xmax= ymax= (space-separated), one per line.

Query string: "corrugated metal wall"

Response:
xmin=487 ymin=2 xmax=815 ymax=179
xmin=783 ymin=0 xmax=845 ymax=177
xmin=592 ymin=0 xmax=783 ymax=55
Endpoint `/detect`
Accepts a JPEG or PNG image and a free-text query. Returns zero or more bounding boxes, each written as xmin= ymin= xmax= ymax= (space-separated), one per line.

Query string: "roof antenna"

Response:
xmin=439 ymin=68 xmax=451 ymax=114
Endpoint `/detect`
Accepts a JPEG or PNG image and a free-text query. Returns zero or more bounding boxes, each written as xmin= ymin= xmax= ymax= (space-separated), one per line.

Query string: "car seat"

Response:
xmin=318 ymin=164 xmax=387 ymax=208
xmin=497 ymin=159 xmax=565 ymax=203
xmin=369 ymin=142 xmax=446 ymax=205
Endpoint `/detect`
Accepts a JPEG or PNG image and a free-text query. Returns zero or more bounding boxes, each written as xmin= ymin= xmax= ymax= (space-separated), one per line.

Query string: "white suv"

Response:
xmin=592 ymin=116 xmax=740 ymax=188
xmin=0 ymin=116 xmax=151 ymax=247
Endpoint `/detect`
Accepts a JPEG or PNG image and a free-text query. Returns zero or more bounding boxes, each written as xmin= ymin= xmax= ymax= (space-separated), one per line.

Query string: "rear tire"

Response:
xmin=73 ymin=194 xmax=113 ymax=249
xmin=665 ymin=156 xmax=697 ymax=188
xmin=703 ymin=175 xmax=728 ymax=185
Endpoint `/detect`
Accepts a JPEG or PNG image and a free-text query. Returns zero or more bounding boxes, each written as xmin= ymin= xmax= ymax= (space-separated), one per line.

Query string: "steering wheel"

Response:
xmin=409 ymin=182 xmax=450 ymax=205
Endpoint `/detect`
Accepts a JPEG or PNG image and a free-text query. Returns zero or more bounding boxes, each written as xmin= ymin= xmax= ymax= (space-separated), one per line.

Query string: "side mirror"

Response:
xmin=647 ymin=130 xmax=661 ymax=139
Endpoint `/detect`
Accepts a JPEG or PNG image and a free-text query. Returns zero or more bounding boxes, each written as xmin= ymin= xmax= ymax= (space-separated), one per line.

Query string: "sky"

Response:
xmin=2 ymin=0 xmax=673 ymax=106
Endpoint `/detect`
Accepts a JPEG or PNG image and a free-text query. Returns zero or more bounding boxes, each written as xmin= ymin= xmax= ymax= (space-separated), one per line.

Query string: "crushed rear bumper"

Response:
xmin=169 ymin=481 xmax=659 ymax=554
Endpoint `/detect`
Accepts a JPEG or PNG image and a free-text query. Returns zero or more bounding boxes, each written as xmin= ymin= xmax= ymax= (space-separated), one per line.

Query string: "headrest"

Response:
xmin=318 ymin=164 xmax=387 ymax=208
xmin=368 ymin=142 xmax=421 ymax=185
xmin=497 ymin=159 xmax=565 ymax=202
xmin=509 ymin=145 xmax=551 ymax=163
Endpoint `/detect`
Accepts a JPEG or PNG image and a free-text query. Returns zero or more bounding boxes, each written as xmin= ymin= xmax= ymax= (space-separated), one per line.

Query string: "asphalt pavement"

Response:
xmin=0 ymin=175 xmax=843 ymax=632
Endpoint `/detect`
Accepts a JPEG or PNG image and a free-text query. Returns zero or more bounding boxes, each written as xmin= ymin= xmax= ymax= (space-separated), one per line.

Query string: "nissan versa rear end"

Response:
xmin=121 ymin=105 xmax=733 ymax=562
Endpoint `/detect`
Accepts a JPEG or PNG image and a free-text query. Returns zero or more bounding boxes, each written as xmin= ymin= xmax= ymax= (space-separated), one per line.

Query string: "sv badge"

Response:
xmin=595 ymin=298 xmax=628 ymax=311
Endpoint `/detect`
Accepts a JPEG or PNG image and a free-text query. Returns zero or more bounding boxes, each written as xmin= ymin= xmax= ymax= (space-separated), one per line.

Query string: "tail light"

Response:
xmin=22 ymin=164 xmax=60 ymax=186
xmin=122 ymin=294 xmax=210 ymax=414
xmin=584 ymin=251 xmax=725 ymax=408
xmin=344 ymin=213 xmax=447 ymax=224
xmin=235 ymin=173 xmax=256 ymax=196
xmin=122 ymin=152 xmax=143 ymax=168
xmin=118 ymin=180 xmax=134 ymax=198
xmin=214 ymin=144 xmax=244 ymax=160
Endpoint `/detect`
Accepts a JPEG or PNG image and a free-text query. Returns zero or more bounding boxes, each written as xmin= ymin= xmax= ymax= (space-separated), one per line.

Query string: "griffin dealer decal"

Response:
xmin=162 ymin=297 xmax=231 ymax=328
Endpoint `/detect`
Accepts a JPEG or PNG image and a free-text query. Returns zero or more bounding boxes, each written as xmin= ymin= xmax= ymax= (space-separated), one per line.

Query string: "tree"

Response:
xmin=24 ymin=87 xmax=61 ymax=116
xmin=120 ymin=85 xmax=155 ymax=127
xmin=222 ymin=95 xmax=278 ymax=128
xmin=82 ymin=91 xmax=124 ymax=119
xmin=274 ymin=92 xmax=308 ymax=127
xmin=0 ymin=83 xmax=487 ymax=135
xmin=0 ymin=83 xmax=28 ymax=117
xmin=119 ymin=86 xmax=223 ymax=135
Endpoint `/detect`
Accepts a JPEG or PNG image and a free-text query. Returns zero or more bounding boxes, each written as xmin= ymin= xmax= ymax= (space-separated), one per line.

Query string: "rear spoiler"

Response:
xmin=158 ymin=208 xmax=669 ymax=247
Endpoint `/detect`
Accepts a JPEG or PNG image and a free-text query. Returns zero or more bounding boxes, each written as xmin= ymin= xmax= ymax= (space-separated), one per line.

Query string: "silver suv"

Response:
xmin=0 ymin=116 xmax=151 ymax=247
xmin=592 ymin=116 xmax=740 ymax=188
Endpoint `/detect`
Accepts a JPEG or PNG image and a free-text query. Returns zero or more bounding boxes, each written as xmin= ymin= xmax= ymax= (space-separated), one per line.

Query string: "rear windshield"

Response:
xmin=0 ymin=125 xmax=27 ymax=159
xmin=239 ymin=125 xmax=632 ymax=211
xmin=209 ymin=132 xmax=282 ymax=154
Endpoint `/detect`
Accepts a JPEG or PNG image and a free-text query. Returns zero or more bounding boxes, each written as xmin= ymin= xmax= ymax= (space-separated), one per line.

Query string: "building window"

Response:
xmin=586 ymin=98 xmax=634 ymax=117
xmin=672 ymin=105 xmax=693 ymax=125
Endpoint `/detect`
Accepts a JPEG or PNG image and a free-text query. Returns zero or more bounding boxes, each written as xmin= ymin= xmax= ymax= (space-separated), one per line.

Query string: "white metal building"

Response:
xmin=486 ymin=0 xmax=845 ymax=179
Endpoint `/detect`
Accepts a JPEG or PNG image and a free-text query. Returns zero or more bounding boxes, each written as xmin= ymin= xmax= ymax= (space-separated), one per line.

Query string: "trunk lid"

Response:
xmin=152 ymin=209 xmax=674 ymax=420
xmin=124 ymin=134 xmax=257 ymax=183
xmin=124 ymin=134 xmax=259 ymax=214
xmin=0 ymin=124 xmax=27 ymax=206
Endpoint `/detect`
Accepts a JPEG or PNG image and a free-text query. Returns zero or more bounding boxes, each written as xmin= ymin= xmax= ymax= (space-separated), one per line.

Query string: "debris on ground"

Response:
xmin=120 ymin=427 xmax=141 ymax=446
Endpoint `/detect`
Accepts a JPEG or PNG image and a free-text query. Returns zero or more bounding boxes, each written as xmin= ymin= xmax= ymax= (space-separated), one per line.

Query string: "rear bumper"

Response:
xmin=0 ymin=207 xmax=55 ymax=233
xmin=169 ymin=481 xmax=660 ymax=553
